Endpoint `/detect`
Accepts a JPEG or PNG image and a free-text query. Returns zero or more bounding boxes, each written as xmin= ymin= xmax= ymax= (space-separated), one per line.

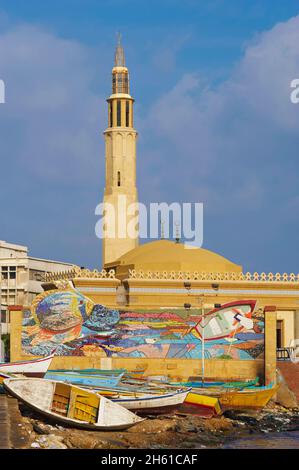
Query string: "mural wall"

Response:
xmin=22 ymin=285 xmax=265 ymax=360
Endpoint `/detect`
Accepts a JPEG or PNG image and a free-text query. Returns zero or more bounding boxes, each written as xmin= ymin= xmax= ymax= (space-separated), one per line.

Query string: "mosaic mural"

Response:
xmin=22 ymin=287 xmax=265 ymax=360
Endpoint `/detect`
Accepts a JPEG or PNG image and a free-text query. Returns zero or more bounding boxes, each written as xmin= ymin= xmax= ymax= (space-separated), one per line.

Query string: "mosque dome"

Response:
xmin=104 ymin=240 xmax=242 ymax=277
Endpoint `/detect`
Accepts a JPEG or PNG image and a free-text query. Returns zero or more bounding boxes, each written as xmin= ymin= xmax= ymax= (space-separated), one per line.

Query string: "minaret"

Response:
xmin=102 ymin=34 xmax=139 ymax=265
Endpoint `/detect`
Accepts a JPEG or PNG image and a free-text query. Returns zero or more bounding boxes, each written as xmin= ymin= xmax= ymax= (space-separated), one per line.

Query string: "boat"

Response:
xmin=3 ymin=378 xmax=144 ymax=431
xmin=0 ymin=371 xmax=10 ymax=384
xmin=188 ymin=383 xmax=279 ymax=409
xmin=49 ymin=366 xmax=146 ymax=379
xmin=0 ymin=371 xmax=11 ymax=393
xmin=183 ymin=392 xmax=222 ymax=416
xmin=171 ymin=377 xmax=259 ymax=389
xmin=44 ymin=370 xmax=124 ymax=388
xmin=49 ymin=368 xmax=126 ymax=376
xmin=0 ymin=354 xmax=55 ymax=377
xmin=94 ymin=388 xmax=191 ymax=415
xmin=190 ymin=300 xmax=257 ymax=341
xmin=216 ymin=384 xmax=279 ymax=409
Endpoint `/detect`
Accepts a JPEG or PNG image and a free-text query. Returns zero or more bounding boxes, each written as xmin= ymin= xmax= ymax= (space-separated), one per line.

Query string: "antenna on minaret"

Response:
xmin=117 ymin=31 xmax=121 ymax=45
xmin=114 ymin=31 xmax=125 ymax=67
xmin=175 ymin=221 xmax=181 ymax=243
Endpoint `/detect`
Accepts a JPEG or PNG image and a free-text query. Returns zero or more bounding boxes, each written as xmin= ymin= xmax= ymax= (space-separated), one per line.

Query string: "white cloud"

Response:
xmin=139 ymin=15 xmax=299 ymax=214
xmin=0 ymin=24 xmax=105 ymax=185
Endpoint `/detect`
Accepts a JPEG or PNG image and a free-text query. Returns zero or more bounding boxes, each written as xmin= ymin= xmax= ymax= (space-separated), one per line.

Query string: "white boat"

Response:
xmin=103 ymin=388 xmax=190 ymax=414
xmin=0 ymin=354 xmax=55 ymax=377
xmin=3 ymin=378 xmax=144 ymax=431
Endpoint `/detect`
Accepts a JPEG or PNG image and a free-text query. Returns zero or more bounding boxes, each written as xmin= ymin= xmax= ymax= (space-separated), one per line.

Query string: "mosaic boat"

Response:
xmin=3 ymin=378 xmax=144 ymax=431
xmin=190 ymin=300 xmax=257 ymax=341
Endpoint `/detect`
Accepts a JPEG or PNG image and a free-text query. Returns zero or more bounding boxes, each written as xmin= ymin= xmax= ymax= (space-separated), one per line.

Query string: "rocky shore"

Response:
xmin=14 ymin=401 xmax=299 ymax=449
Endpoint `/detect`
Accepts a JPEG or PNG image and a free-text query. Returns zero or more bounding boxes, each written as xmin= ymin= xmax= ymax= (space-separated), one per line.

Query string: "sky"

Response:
xmin=0 ymin=0 xmax=298 ymax=273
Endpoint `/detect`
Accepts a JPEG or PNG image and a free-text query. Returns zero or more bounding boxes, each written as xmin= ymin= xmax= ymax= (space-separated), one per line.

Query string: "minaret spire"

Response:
xmin=111 ymin=33 xmax=129 ymax=95
xmin=114 ymin=32 xmax=125 ymax=67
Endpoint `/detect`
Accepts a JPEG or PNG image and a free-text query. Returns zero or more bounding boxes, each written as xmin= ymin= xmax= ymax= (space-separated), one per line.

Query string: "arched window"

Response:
xmin=109 ymin=101 xmax=113 ymax=127
xmin=126 ymin=101 xmax=130 ymax=127
xmin=117 ymin=100 xmax=121 ymax=126
xmin=117 ymin=171 xmax=121 ymax=187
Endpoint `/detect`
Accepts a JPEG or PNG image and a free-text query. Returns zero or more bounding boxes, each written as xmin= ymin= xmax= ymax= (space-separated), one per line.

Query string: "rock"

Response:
xmin=63 ymin=435 xmax=105 ymax=449
xmin=32 ymin=421 xmax=54 ymax=435
xmin=31 ymin=442 xmax=41 ymax=448
xmin=56 ymin=425 xmax=65 ymax=431
xmin=275 ymin=381 xmax=298 ymax=409
xmin=186 ymin=426 xmax=198 ymax=433
xmin=46 ymin=435 xmax=67 ymax=449
xmin=128 ymin=419 xmax=175 ymax=434
xmin=34 ymin=434 xmax=67 ymax=449
xmin=223 ymin=410 xmax=239 ymax=420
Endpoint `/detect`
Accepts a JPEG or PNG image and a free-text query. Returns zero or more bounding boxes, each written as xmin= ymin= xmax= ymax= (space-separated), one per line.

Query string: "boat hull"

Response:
xmin=110 ymin=389 xmax=190 ymax=414
xmin=45 ymin=371 xmax=124 ymax=388
xmin=0 ymin=354 xmax=54 ymax=377
xmin=217 ymin=386 xmax=279 ymax=409
xmin=188 ymin=384 xmax=278 ymax=409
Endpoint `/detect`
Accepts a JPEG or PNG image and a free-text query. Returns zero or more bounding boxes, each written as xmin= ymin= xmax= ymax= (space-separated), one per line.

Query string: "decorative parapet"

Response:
xmin=45 ymin=266 xmax=116 ymax=282
xmin=128 ymin=270 xmax=299 ymax=282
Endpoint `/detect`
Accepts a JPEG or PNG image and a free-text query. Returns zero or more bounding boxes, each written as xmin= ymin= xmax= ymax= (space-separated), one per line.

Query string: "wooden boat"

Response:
xmin=50 ymin=366 xmax=146 ymax=379
xmin=95 ymin=388 xmax=191 ymax=415
xmin=0 ymin=372 xmax=11 ymax=392
xmin=3 ymin=378 xmax=144 ymax=431
xmin=44 ymin=370 xmax=124 ymax=388
xmin=0 ymin=354 xmax=54 ymax=377
xmin=184 ymin=392 xmax=222 ymax=416
xmin=216 ymin=384 xmax=279 ymax=409
xmin=189 ymin=383 xmax=279 ymax=409
xmin=171 ymin=377 xmax=259 ymax=389
xmin=0 ymin=371 xmax=10 ymax=385
xmin=190 ymin=300 xmax=257 ymax=341
xmin=50 ymin=368 xmax=126 ymax=376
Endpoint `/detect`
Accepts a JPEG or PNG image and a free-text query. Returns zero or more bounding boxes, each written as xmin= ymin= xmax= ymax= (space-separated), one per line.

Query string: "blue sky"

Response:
xmin=0 ymin=0 xmax=298 ymax=273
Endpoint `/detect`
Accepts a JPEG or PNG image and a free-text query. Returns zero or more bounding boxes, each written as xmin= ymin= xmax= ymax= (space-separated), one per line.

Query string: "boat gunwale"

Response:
xmin=109 ymin=388 xmax=191 ymax=403
xmin=0 ymin=354 xmax=55 ymax=369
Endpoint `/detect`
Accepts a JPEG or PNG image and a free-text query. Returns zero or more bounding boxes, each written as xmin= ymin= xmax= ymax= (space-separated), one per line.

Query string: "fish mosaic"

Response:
xmin=21 ymin=288 xmax=265 ymax=360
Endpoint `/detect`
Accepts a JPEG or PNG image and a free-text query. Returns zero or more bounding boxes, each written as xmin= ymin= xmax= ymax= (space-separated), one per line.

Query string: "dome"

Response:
xmin=104 ymin=240 xmax=242 ymax=275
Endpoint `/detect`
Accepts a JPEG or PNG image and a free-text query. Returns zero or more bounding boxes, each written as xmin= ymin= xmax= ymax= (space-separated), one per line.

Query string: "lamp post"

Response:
xmin=0 ymin=321 xmax=2 ymax=362
xmin=199 ymin=296 xmax=205 ymax=386
xmin=0 ymin=274 xmax=5 ymax=362
xmin=0 ymin=280 xmax=3 ymax=361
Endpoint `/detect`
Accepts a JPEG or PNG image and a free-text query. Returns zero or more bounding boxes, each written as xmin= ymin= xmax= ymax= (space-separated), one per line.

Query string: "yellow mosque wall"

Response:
xmin=277 ymin=311 xmax=295 ymax=347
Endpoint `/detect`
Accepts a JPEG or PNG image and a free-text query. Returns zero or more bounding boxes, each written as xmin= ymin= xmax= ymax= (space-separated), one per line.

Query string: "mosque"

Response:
xmin=10 ymin=38 xmax=299 ymax=383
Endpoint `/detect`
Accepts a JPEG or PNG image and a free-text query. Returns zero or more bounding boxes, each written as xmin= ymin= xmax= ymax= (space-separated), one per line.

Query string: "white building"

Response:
xmin=0 ymin=240 xmax=75 ymax=335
